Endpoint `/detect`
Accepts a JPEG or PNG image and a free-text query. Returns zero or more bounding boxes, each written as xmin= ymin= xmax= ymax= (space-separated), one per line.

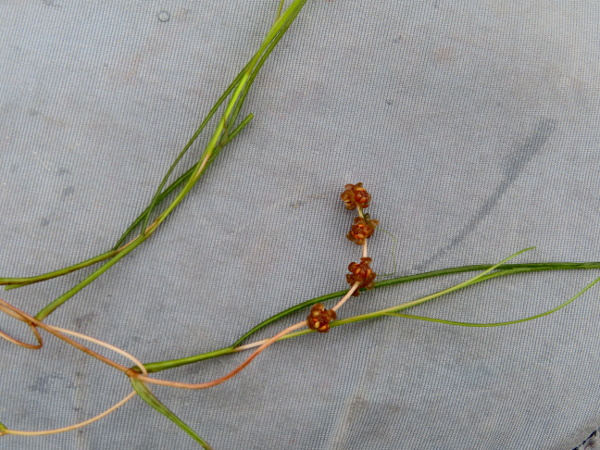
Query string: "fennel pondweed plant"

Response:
xmin=1 ymin=185 xmax=600 ymax=449
xmin=2 ymin=1 xmax=600 ymax=448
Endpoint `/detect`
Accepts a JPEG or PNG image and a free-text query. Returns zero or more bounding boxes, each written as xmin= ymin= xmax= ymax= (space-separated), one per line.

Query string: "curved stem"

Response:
xmin=1 ymin=111 xmax=255 ymax=293
xmin=50 ymin=325 xmax=146 ymax=374
xmin=0 ymin=299 xmax=131 ymax=374
xmin=231 ymin=261 xmax=600 ymax=347
xmin=331 ymin=282 xmax=360 ymax=312
xmin=0 ymin=249 xmax=119 ymax=289
xmin=0 ymin=301 xmax=43 ymax=349
xmin=29 ymin=0 xmax=311 ymax=320
xmin=0 ymin=308 xmax=151 ymax=436
xmin=135 ymin=321 xmax=305 ymax=389
xmin=2 ymin=391 xmax=137 ymax=437
xmin=139 ymin=259 xmax=600 ymax=374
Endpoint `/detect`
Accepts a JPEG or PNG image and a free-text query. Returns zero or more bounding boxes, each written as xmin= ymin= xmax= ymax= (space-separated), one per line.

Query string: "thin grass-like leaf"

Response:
xmin=131 ymin=378 xmax=212 ymax=449
xmin=33 ymin=0 xmax=312 ymax=320
xmin=139 ymin=251 xmax=600 ymax=374
xmin=275 ymin=0 xmax=286 ymax=21
xmin=135 ymin=66 xmax=253 ymax=238
xmin=384 ymin=276 xmax=600 ymax=327
xmin=232 ymin=248 xmax=534 ymax=346
xmin=1 ymin=249 xmax=119 ymax=290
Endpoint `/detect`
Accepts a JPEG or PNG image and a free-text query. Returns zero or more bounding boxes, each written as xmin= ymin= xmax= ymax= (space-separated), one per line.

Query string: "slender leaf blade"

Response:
xmin=131 ymin=378 xmax=212 ymax=449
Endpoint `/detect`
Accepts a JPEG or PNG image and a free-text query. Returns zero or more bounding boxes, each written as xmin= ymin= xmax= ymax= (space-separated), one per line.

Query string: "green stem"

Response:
xmin=32 ymin=78 xmax=242 ymax=320
xmin=1 ymin=249 xmax=119 ymax=290
xmin=31 ymin=0 xmax=311 ymax=319
xmin=1 ymin=66 xmax=254 ymax=293
xmin=232 ymin=261 xmax=600 ymax=346
xmin=35 ymin=234 xmax=147 ymax=320
xmin=118 ymin=113 xmax=254 ymax=246
xmin=138 ymin=258 xmax=600 ymax=374
xmin=278 ymin=269 xmax=600 ymax=342
xmin=384 ymin=279 xmax=592 ymax=327
xmin=137 ymin=346 xmax=237 ymax=374
xmin=135 ymin=64 xmax=256 ymax=239
xmin=2 ymin=50 xmax=258 ymax=293
xmin=226 ymin=15 xmax=299 ymax=130
xmin=275 ymin=0 xmax=286 ymax=22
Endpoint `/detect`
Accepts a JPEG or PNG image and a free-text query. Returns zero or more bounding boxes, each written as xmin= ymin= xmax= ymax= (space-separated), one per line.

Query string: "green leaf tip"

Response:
xmin=131 ymin=378 xmax=212 ymax=449
xmin=384 ymin=276 xmax=600 ymax=328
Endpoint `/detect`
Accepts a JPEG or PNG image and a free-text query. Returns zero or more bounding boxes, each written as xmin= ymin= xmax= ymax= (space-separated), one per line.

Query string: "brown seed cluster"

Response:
xmin=306 ymin=303 xmax=337 ymax=333
xmin=306 ymin=183 xmax=379 ymax=334
xmin=342 ymin=183 xmax=378 ymax=246
xmin=346 ymin=257 xmax=376 ymax=295
xmin=340 ymin=183 xmax=371 ymax=210
xmin=346 ymin=215 xmax=379 ymax=245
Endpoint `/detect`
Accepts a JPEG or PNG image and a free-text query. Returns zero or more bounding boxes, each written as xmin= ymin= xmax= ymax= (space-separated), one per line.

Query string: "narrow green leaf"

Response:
xmin=34 ymin=0 xmax=312 ymax=319
xmin=384 ymin=275 xmax=600 ymax=327
xmin=0 ymin=249 xmax=120 ymax=290
xmin=275 ymin=0 xmax=286 ymax=21
xmin=134 ymin=259 xmax=600 ymax=374
xmin=130 ymin=378 xmax=212 ymax=449
xmin=133 ymin=346 xmax=236 ymax=374
xmin=136 ymin=67 xmax=251 ymax=237
xmin=230 ymin=260 xmax=600 ymax=346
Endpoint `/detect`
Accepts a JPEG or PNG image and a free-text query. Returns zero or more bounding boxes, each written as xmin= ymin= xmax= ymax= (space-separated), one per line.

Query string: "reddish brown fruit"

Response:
xmin=340 ymin=183 xmax=371 ymax=210
xmin=346 ymin=257 xmax=376 ymax=296
xmin=306 ymin=303 xmax=337 ymax=333
xmin=346 ymin=215 xmax=379 ymax=245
